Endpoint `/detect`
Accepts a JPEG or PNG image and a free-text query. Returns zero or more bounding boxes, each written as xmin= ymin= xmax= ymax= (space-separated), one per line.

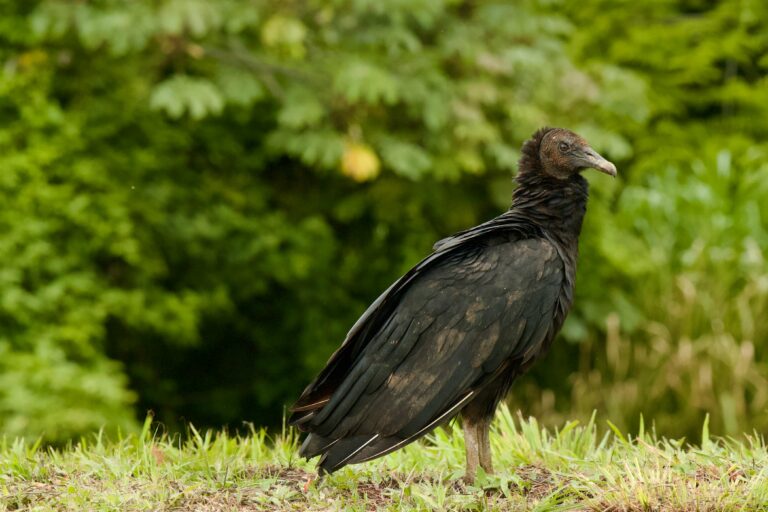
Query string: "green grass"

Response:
xmin=2 ymin=406 xmax=767 ymax=511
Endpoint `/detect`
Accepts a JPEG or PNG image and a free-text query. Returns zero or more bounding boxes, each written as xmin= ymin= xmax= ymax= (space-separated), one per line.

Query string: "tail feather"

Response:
xmin=299 ymin=433 xmax=338 ymax=459
xmin=317 ymin=434 xmax=379 ymax=474
xmin=300 ymin=391 xmax=476 ymax=474
xmin=347 ymin=435 xmax=411 ymax=464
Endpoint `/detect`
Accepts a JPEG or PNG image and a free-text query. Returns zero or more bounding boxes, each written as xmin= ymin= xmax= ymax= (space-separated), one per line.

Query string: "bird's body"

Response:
xmin=290 ymin=128 xmax=616 ymax=481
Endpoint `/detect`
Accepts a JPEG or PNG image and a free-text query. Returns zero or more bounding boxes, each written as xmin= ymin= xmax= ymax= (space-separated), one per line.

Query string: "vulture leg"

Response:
xmin=463 ymin=411 xmax=494 ymax=482
xmin=462 ymin=419 xmax=480 ymax=483
xmin=477 ymin=415 xmax=494 ymax=475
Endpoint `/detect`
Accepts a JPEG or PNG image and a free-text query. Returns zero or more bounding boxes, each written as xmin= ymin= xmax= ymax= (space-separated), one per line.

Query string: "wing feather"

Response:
xmin=293 ymin=231 xmax=564 ymax=472
xmin=289 ymin=213 xmax=537 ymax=418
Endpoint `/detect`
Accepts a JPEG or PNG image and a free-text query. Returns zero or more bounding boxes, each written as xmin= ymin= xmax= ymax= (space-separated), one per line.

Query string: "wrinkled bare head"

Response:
xmin=538 ymin=128 xmax=617 ymax=179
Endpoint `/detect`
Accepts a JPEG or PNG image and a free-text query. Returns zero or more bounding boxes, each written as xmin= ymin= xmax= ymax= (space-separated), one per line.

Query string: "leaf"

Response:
xmin=30 ymin=2 xmax=75 ymax=39
xmin=158 ymin=0 xmax=222 ymax=37
xmin=215 ymin=65 xmax=266 ymax=106
xmin=267 ymin=129 xmax=345 ymax=168
xmin=277 ymin=87 xmax=325 ymax=128
xmin=150 ymin=76 xmax=224 ymax=120
xmin=379 ymin=138 xmax=432 ymax=179
xmin=606 ymin=420 xmax=627 ymax=444
xmin=333 ymin=61 xmax=399 ymax=105
xmin=224 ymin=4 xmax=262 ymax=34
xmin=71 ymin=4 xmax=156 ymax=55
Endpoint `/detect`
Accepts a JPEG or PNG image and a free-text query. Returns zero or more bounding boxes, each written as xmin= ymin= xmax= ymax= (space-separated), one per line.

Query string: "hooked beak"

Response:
xmin=579 ymin=146 xmax=617 ymax=177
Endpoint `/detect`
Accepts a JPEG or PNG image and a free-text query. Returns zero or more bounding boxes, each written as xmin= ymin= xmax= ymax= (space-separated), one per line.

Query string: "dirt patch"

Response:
xmin=515 ymin=464 xmax=558 ymax=499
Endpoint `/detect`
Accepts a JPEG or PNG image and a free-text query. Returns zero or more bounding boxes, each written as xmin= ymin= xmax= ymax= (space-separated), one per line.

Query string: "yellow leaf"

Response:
xmin=341 ymin=142 xmax=380 ymax=182
xmin=18 ymin=50 xmax=48 ymax=70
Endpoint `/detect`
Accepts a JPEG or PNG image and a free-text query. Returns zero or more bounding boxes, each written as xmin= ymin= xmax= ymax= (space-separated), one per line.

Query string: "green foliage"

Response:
xmin=0 ymin=0 xmax=767 ymax=444
xmin=150 ymin=75 xmax=226 ymax=119
xmin=524 ymin=0 xmax=768 ymax=437
xmin=0 ymin=0 xmax=639 ymax=440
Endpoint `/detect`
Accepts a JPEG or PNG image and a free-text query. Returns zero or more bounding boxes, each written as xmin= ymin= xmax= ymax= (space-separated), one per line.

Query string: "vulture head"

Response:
xmin=537 ymin=128 xmax=617 ymax=179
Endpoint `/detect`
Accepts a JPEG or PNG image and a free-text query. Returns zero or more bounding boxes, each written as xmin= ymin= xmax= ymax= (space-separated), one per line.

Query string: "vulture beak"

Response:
xmin=580 ymin=146 xmax=617 ymax=177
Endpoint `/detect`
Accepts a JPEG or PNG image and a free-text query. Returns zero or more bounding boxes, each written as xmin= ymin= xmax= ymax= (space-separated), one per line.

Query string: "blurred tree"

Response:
xmin=540 ymin=0 xmax=768 ymax=436
xmin=0 ymin=0 xmax=640 ymax=440
xmin=4 ymin=0 xmax=768 ymax=442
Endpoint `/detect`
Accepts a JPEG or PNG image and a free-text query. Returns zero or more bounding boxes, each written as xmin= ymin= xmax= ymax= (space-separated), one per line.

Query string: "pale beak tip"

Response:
xmin=585 ymin=148 xmax=617 ymax=177
xmin=602 ymin=162 xmax=618 ymax=177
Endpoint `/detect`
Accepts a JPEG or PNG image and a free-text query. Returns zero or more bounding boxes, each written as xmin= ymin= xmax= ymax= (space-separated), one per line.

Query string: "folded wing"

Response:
xmin=290 ymin=221 xmax=563 ymax=473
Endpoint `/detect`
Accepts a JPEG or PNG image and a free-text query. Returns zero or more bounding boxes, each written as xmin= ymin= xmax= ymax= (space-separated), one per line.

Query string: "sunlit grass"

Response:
xmin=2 ymin=406 xmax=767 ymax=511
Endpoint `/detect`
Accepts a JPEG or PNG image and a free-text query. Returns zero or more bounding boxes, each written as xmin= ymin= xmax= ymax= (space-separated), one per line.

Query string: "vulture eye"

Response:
xmin=558 ymin=141 xmax=569 ymax=153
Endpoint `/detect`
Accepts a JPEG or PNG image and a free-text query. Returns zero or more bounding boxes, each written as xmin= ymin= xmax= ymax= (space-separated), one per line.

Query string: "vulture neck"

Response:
xmin=510 ymin=172 xmax=588 ymax=252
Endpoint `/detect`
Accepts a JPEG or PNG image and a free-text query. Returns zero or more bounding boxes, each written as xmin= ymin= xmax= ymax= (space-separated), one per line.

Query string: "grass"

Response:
xmin=1 ymin=406 xmax=768 ymax=511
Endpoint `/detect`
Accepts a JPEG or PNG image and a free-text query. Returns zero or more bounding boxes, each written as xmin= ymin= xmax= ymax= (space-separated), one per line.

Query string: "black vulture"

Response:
xmin=290 ymin=127 xmax=616 ymax=482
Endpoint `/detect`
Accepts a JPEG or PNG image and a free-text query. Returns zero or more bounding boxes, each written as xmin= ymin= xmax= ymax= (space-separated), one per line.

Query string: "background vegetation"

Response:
xmin=1 ymin=0 xmax=767 ymax=442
